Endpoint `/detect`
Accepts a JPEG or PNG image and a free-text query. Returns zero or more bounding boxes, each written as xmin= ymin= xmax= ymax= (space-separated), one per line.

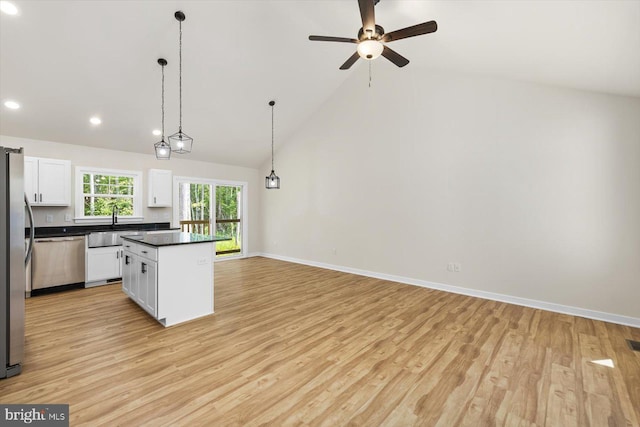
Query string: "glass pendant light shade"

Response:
xmin=265 ymin=100 xmax=280 ymax=190
xmin=168 ymin=130 xmax=193 ymax=154
xmin=266 ymin=170 xmax=280 ymax=189
xmin=154 ymin=140 xmax=171 ymax=160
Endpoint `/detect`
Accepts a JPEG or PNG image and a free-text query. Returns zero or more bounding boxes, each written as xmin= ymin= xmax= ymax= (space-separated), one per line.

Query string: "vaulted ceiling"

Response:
xmin=1 ymin=1 xmax=639 ymax=168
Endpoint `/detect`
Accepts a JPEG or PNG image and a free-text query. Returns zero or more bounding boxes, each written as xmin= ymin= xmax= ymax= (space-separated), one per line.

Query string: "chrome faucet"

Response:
xmin=111 ymin=205 xmax=118 ymax=226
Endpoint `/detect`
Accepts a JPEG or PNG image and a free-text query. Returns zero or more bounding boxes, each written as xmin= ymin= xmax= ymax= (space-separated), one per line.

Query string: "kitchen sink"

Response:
xmin=87 ymin=231 xmax=144 ymax=248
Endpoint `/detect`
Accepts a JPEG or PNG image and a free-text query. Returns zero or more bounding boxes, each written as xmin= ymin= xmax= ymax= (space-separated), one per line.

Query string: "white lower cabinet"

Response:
xmin=137 ymin=256 xmax=157 ymax=318
xmin=86 ymin=246 xmax=123 ymax=285
xmin=122 ymin=251 xmax=135 ymax=297
xmin=123 ymin=246 xmax=157 ymax=318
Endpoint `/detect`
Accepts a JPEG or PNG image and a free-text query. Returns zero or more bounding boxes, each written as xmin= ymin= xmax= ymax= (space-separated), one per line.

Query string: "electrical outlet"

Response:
xmin=152 ymin=213 xmax=159 ymax=220
xmin=163 ymin=212 xmax=170 ymax=219
xmin=45 ymin=214 xmax=53 ymax=223
xmin=447 ymin=262 xmax=454 ymax=272
xmin=454 ymin=263 xmax=462 ymax=272
xmin=196 ymin=258 xmax=208 ymax=265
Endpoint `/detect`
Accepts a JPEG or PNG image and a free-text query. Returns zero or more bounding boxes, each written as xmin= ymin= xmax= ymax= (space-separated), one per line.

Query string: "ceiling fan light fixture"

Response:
xmin=357 ymin=39 xmax=383 ymax=60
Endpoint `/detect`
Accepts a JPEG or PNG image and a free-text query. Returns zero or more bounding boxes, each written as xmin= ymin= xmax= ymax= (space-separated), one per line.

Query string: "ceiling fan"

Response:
xmin=309 ymin=0 xmax=437 ymax=70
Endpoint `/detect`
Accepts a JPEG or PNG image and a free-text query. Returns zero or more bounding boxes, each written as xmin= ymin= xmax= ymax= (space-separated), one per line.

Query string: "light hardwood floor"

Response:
xmin=2 ymin=257 xmax=639 ymax=426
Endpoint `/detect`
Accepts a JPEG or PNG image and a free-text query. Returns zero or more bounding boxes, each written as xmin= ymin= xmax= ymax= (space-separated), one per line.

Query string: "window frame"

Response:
xmin=74 ymin=166 xmax=143 ymax=223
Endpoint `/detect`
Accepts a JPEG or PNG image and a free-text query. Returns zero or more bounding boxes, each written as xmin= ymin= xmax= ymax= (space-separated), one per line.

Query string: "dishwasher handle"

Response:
xmin=35 ymin=236 xmax=85 ymax=242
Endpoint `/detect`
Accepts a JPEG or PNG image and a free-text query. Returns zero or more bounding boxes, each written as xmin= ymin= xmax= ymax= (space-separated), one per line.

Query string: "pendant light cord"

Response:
xmin=271 ymin=103 xmax=275 ymax=171
xmin=178 ymin=18 xmax=183 ymax=132
xmin=161 ymin=63 xmax=165 ymax=139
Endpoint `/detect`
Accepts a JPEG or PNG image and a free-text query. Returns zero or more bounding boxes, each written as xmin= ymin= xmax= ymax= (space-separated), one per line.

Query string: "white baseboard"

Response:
xmin=214 ymin=252 xmax=263 ymax=263
xmin=258 ymin=253 xmax=640 ymax=329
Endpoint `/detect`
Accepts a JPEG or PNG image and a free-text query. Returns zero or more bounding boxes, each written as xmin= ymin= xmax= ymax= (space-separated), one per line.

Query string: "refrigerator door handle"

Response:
xmin=24 ymin=193 xmax=34 ymax=266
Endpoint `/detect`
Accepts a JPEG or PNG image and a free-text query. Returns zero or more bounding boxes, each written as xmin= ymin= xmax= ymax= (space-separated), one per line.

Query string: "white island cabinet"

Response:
xmin=121 ymin=232 xmax=215 ymax=327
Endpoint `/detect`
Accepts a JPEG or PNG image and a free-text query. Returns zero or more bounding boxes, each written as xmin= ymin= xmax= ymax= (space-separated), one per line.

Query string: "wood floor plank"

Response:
xmin=1 ymin=257 xmax=638 ymax=426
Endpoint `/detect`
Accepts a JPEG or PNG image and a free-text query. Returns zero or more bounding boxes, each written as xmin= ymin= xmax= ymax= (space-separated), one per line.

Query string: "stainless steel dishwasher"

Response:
xmin=32 ymin=236 xmax=86 ymax=290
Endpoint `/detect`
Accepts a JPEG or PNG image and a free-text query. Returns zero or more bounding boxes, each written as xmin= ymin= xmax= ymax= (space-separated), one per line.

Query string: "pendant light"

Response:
xmin=154 ymin=58 xmax=171 ymax=160
xmin=265 ymin=100 xmax=280 ymax=189
xmin=168 ymin=10 xmax=193 ymax=154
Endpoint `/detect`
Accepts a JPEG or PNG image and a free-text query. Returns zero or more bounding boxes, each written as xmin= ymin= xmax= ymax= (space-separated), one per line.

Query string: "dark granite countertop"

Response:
xmin=27 ymin=222 xmax=173 ymax=238
xmin=122 ymin=231 xmax=231 ymax=248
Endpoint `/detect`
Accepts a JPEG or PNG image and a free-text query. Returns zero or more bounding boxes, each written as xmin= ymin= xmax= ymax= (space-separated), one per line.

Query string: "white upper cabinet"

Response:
xmin=148 ymin=169 xmax=172 ymax=207
xmin=24 ymin=156 xmax=71 ymax=206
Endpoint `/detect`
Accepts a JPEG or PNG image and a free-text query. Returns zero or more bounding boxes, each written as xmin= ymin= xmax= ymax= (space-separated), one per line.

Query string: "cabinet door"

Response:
xmin=144 ymin=261 xmax=157 ymax=317
xmin=38 ymin=158 xmax=71 ymax=205
xmin=86 ymin=246 xmax=121 ymax=282
xmin=148 ymin=169 xmax=172 ymax=207
xmin=137 ymin=258 xmax=147 ymax=308
xmin=24 ymin=157 xmax=39 ymax=204
xmin=122 ymin=251 xmax=134 ymax=296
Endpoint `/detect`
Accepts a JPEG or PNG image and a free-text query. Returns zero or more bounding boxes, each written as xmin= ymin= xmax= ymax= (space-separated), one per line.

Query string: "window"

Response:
xmin=75 ymin=167 xmax=143 ymax=222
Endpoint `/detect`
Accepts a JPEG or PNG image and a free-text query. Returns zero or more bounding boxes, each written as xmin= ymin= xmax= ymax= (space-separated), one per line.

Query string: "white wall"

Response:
xmin=0 ymin=135 xmax=263 ymax=254
xmin=260 ymin=64 xmax=640 ymax=323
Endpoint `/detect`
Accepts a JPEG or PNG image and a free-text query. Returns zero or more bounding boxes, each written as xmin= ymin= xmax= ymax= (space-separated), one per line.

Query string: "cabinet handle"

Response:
xmin=154 ymin=196 xmax=157 ymax=204
xmin=34 ymin=193 xmax=37 ymax=202
xmin=39 ymin=193 xmax=42 ymax=202
xmin=141 ymin=250 xmax=148 ymax=254
xmin=141 ymin=263 xmax=147 ymax=274
xmin=121 ymin=250 xmax=123 ymax=258
xmin=116 ymin=251 xmax=120 ymax=259
xmin=125 ymin=255 xmax=130 ymax=265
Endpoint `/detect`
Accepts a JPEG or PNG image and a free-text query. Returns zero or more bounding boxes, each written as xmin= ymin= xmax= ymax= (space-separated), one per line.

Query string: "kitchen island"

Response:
xmin=121 ymin=231 xmax=225 ymax=327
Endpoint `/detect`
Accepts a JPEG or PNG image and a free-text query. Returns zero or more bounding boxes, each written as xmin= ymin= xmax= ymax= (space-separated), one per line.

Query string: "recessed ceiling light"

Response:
xmin=0 ymin=1 xmax=18 ymax=15
xmin=90 ymin=117 xmax=102 ymax=125
xmin=152 ymin=129 xmax=161 ymax=136
xmin=4 ymin=100 xmax=20 ymax=109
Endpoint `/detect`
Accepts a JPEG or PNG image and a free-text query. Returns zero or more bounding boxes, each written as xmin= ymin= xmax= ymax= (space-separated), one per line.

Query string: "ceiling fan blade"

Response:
xmin=381 ymin=46 xmax=409 ymax=67
xmin=358 ymin=0 xmax=376 ymax=34
xmin=309 ymin=35 xmax=358 ymax=44
xmin=339 ymin=52 xmax=360 ymax=70
xmin=382 ymin=21 xmax=438 ymax=43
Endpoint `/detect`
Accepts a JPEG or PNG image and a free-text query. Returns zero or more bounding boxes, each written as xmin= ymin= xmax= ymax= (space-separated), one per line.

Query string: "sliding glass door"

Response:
xmin=214 ymin=185 xmax=242 ymax=256
xmin=174 ymin=178 xmax=246 ymax=258
xmin=178 ymin=182 xmax=212 ymax=234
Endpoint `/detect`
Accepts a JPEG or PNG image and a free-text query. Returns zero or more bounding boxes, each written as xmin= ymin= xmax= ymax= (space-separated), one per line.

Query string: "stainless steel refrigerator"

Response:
xmin=1 ymin=146 xmax=34 ymax=379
